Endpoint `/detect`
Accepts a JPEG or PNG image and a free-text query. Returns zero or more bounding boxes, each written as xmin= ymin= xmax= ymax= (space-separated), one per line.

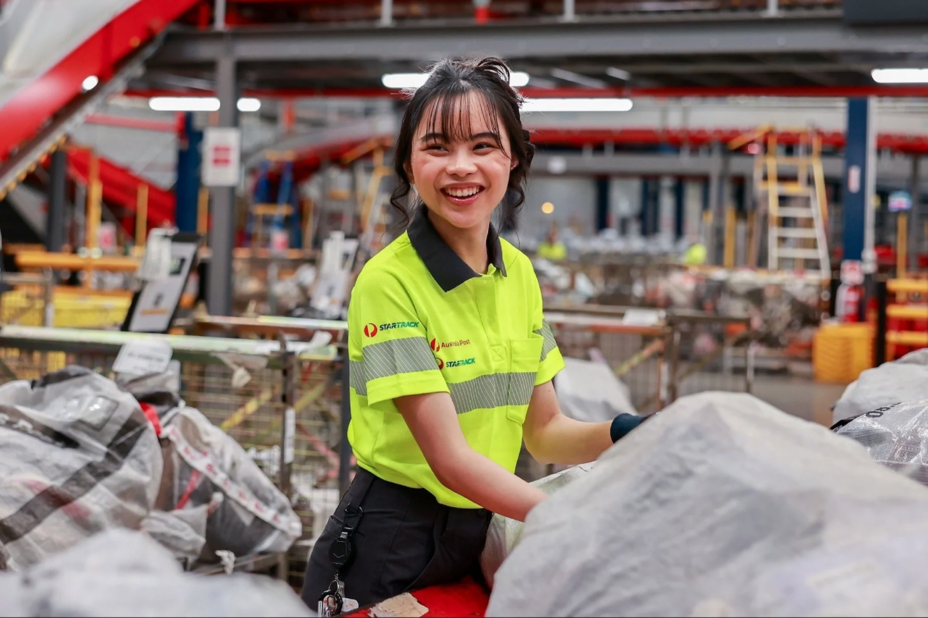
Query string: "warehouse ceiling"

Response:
xmin=137 ymin=6 xmax=928 ymax=97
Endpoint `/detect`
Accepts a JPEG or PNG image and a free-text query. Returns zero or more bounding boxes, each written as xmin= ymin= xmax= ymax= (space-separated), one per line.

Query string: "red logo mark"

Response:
xmin=364 ymin=323 xmax=379 ymax=338
xmin=437 ymin=358 xmax=445 ymax=370
xmin=211 ymin=145 xmax=232 ymax=166
xmin=430 ymin=338 xmax=439 ymax=352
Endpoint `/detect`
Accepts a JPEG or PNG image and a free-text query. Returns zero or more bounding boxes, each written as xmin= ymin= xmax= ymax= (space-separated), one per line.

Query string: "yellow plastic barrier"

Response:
xmin=813 ymin=323 xmax=874 ymax=384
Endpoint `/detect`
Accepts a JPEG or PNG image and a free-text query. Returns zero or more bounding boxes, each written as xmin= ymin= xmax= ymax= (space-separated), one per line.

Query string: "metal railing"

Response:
xmin=0 ymin=325 xmax=345 ymax=584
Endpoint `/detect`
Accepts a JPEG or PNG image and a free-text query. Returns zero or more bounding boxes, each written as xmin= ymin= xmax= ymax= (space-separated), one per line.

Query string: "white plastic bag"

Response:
xmin=833 ymin=349 xmax=928 ymax=424
xmin=159 ymin=406 xmax=302 ymax=556
xmin=489 ymin=392 xmax=928 ymax=617
xmin=554 ymin=357 xmax=637 ymax=422
xmin=0 ymin=367 xmax=162 ymax=571
xmin=480 ymin=464 xmax=594 ymax=589
xmin=0 ymin=529 xmax=311 ymax=617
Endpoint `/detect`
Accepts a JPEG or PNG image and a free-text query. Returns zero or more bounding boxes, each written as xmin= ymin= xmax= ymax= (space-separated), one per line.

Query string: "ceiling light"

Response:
xmin=872 ymin=68 xmax=928 ymax=84
xmin=149 ymin=97 xmax=220 ymax=112
xmin=550 ymin=68 xmax=606 ymax=88
xmin=541 ymin=201 xmax=555 ymax=214
xmin=237 ymin=97 xmax=261 ymax=112
xmin=81 ymin=75 xmax=99 ymax=91
xmin=522 ymin=98 xmax=633 ymax=113
xmin=381 ymin=71 xmax=530 ymax=89
xmin=147 ymin=97 xmax=262 ymax=112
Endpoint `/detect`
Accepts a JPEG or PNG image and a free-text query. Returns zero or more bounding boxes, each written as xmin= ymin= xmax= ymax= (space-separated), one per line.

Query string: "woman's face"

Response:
xmin=407 ymin=91 xmax=517 ymax=232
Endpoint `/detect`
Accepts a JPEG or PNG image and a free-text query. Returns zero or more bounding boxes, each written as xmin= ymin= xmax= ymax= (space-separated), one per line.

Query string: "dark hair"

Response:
xmin=390 ymin=57 xmax=535 ymax=230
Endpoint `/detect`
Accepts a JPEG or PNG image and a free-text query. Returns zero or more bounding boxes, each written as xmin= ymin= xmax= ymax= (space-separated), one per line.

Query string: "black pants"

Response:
xmin=301 ymin=469 xmax=492 ymax=610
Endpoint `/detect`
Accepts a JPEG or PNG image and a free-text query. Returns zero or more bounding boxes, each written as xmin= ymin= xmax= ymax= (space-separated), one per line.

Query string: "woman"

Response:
xmin=301 ymin=57 xmax=644 ymax=613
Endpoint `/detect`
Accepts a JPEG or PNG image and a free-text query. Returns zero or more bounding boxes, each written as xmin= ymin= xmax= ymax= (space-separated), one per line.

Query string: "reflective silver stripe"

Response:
xmin=534 ymin=322 xmax=558 ymax=362
xmin=350 ymin=336 xmax=437 ymax=396
xmin=349 ymin=360 xmax=368 ymax=396
xmin=448 ymin=372 xmax=536 ymax=415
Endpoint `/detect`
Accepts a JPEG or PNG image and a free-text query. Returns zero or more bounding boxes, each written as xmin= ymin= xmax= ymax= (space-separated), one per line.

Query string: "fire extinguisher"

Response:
xmin=835 ymin=282 xmax=862 ymax=323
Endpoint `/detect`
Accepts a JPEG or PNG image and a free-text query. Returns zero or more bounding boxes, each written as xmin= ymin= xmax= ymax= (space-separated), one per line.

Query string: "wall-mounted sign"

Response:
xmin=202 ymin=127 xmax=241 ymax=187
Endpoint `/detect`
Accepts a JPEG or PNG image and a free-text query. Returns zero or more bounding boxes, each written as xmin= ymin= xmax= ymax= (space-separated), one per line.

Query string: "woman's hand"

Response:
xmin=395 ymin=391 xmax=547 ymax=522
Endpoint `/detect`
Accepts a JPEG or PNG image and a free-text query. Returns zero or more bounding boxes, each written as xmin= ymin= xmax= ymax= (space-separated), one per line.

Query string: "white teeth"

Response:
xmin=446 ymin=188 xmax=480 ymax=198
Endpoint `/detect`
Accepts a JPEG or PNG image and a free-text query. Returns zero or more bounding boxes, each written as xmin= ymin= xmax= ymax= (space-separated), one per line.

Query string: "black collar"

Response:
xmin=407 ymin=207 xmax=507 ymax=293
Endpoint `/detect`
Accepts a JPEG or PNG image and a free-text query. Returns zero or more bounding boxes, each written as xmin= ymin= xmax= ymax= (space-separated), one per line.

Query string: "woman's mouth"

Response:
xmin=441 ymin=186 xmax=484 ymax=205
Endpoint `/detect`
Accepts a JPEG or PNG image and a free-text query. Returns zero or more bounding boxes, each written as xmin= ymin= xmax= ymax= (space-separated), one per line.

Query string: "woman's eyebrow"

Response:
xmin=420 ymin=132 xmax=445 ymax=142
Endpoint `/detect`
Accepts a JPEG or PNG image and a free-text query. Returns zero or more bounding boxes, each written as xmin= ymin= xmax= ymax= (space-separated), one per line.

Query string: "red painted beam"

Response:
xmin=67 ymin=147 xmax=175 ymax=229
xmin=0 ymin=0 xmax=201 ymax=162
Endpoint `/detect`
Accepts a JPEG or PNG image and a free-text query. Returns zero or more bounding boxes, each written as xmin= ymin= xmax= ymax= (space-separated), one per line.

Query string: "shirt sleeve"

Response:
xmin=531 ymin=272 xmax=565 ymax=386
xmin=348 ymin=270 xmax=448 ymax=406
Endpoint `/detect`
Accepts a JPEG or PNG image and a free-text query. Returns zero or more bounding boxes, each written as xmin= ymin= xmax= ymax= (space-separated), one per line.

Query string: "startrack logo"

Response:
xmin=363 ymin=321 xmax=420 ymax=338
xmin=431 ymin=338 xmax=471 ymax=351
xmin=445 ymin=358 xmax=475 ymax=368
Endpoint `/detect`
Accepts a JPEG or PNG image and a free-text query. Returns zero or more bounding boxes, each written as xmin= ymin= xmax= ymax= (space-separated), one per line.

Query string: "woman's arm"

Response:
xmin=395 ymin=392 xmax=547 ymax=522
xmin=522 ymin=381 xmax=614 ymax=466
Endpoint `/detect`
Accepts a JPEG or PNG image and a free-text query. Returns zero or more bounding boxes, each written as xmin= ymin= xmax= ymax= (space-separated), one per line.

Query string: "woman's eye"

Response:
xmin=474 ymin=142 xmax=495 ymax=151
xmin=425 ymin=143 xmax=446 ymax=151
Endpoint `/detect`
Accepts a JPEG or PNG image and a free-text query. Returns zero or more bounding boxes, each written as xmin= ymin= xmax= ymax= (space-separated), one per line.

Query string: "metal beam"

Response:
xmin=531 ymin=152 xmax=928 ymax=186
xmin=155 ymin=12 xmax=928 ymax=65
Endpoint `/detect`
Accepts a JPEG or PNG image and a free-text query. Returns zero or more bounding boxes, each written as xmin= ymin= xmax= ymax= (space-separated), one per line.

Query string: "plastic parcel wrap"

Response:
xmin=487 ymin=392 xmax=928 ymax=618
xmin=0 ymin=367 xmax=162 ymax=571
xmin=480 ymin=464 xmax=594 ymax=589
xmin=158 ymin=405 xmax=302 ymax=557
xmin=835 ymin=399 xmax=928 ymax=485
xmin=0 ymin=529 xmax=311 ymax=617
xmin=140 ymin=503 xmax=211 ymax=564
xmin=833 ymin=349 xmax=928 ymax=424
xmin=554 ymin=357 xmax=637 ymax=422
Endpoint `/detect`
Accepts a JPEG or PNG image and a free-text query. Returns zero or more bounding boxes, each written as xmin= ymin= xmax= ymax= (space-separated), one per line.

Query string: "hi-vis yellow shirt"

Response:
xmin=347 ymin=209 xmax=565 ymax=508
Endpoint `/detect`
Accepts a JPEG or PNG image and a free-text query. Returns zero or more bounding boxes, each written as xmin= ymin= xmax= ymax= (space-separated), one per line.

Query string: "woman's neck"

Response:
xmin=428 ymin=210 xmax=491 ymax=274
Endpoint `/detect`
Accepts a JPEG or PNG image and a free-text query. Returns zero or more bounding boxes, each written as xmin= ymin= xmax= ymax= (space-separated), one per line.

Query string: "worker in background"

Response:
xmin=301 ymin=57 xmax=646 ymax=614
xmin=684 ymin=242 xmax=708 ymax=266
xmin=536 ymin=221 xmax=567 ymax=261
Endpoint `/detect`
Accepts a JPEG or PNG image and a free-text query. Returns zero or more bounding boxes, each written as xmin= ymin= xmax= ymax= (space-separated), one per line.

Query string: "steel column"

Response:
xmin=843 ymin=98 xmax=875 ymax=267
xmin=176 ymin=113 xmax=203 ymax=233
xmin=207 ymin=54 xmax=239 ymax=317
xmin=380 ymin=0 xmax=393 ymax=26
xmin=47 ymin=149 xmax=68 ymax=253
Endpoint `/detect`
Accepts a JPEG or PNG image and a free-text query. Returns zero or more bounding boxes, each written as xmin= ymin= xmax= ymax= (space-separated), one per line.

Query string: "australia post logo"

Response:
xmin=363 ymin=321 xmax=419 ymax=338
xmin=430 ymin=338 xmax=471 ymax=351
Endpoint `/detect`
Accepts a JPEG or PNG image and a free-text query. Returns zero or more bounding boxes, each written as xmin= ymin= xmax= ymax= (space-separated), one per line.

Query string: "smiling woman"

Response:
xmin=301 ymin=57 xmax=645 ymax=616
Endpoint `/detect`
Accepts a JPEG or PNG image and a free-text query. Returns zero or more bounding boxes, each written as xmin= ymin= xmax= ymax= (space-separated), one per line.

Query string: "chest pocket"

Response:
xmin=506 ymin=337 xmax=542 ymax=423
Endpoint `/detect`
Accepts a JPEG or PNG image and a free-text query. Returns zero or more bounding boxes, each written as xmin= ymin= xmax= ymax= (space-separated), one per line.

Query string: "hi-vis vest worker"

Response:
xmin=348 ymin=209 xmax=563 ymax=508
xmin=302 ymin=57 xmax=648 ymax=615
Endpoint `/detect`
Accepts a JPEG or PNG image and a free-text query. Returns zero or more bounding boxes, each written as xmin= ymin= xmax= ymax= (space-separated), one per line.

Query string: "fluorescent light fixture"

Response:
xmin=147 ymin=97 xmax=262 ymax=112
xmin=237 ymin=97 xmax=261 ymax=112
xmin=550 ymin=68 xmax=606 ymax=88
xmin=606 ymin=67 xmax=631 ymax=81
xmin=522 ymin=98 xmax=633 ymax=113
xmin=381 ymin=71 xmax=530 ymax=89
xmin=81 ymin=75 xmax=99 ymax=91
xmin=149 ymin=97 xmax=220 ymax=112
xmin=872 ymin=68 xmax=928 ymax=84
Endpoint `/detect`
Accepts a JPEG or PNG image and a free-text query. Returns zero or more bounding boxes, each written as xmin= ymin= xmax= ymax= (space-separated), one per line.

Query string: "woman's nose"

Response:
xmin=446 ymin=150 xmax=477 ymax=175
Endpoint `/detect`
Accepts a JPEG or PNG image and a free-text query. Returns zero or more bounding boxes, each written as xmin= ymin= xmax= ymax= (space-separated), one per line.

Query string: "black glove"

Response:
xmin=610 ymin=413 xmax=651 ymax=443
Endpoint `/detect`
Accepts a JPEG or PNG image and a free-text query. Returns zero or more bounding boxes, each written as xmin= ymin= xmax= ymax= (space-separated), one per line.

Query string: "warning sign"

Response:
xmin=202 ymin=127 xmax=241 ymax=187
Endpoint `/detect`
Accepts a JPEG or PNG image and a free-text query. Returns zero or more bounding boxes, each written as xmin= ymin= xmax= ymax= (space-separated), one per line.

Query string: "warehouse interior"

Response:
xmin=2 ymin=0 xmax=928 ymax=616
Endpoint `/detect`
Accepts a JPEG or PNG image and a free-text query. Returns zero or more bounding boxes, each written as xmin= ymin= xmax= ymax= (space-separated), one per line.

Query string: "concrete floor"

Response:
xmin=751 ymin=375 xmax=850 ymax=427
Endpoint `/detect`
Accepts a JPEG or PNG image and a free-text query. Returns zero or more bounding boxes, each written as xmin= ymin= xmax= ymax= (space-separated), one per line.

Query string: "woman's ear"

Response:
xmin=510 ymin=157 xmax=519 ymax=171
xmin=404 ymin=163 xmax=415 ymax=185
